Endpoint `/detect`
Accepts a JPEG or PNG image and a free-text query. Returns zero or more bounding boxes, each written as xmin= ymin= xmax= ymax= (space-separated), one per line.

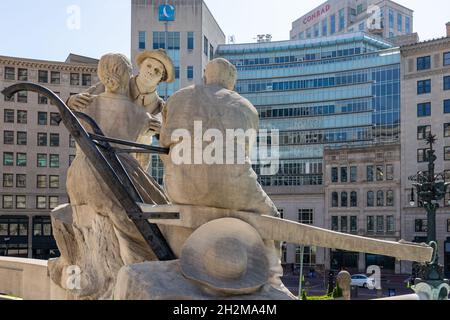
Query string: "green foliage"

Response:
xmin=301 ymin=290 xmax=308 ymax=300
xmin=332 ymin=283 xmax=343 ymax=299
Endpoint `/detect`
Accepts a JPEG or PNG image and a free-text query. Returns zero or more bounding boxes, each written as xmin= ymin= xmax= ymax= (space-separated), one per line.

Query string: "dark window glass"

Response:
xmin=350 ymin=166 xmax=357 ymax=182
xmin=417 ymin=148 xmax=431 ymax=163
xmin=17 ymin=91 xmax=27 ymax=103
xmin=4 ymin=109 xmax=14 ymax=123
xmin=415 ymin=219 xmax=428 ymax=232
xmin=417 ymin=56 xmax=431 ymax=70
xmin=445 ymin=147 xmax=450 ymax=161
xmin=367 ymin=166 xmax=374 ymax=182
xmin=444 ymin=76 xmax=450 ymax=91
xmin=18 ymin=68 xmax=28 ymax=81
xmin=51 ymin=71 xmax=60 ymax=84
xmin=38 ymin=112 xmax=47 ymax=125
xmin=187 ymin=66 xmax=194 ymax=80
xmin=417 ymin=79 xmax=431 ymax=95
xmin=367 ymin=191 xmax=374 ymax=207
xmin=341 ymin=192 xmax=348 ymax=207
xmin=386 ymin=165 xmax=394 ymax=181
xmin=387 ymin=216 xmax=395 ymax=233
xmin=3 ymin=174 xmax=13 ymax=187
xmin=16 ymin=174 xmax=26 ymax=188
xmin=350 ymin=216 xmax=358 ymax=233
xmin=377 ymin=191 xmax=385 ymax=207
xmin=444 ymin=123 xmax=450 ymax=137
xmin=3 ymin=152 xmax=13 ymax=166
xmin=367 ymin=216 xmax=375 ymax=233
xmin=16 ymin=153 xmax=27 ymax=167
xmin=70 ymin=73 xmax=80 ymax=86
xmin=50 ymin=113 xmax=61 ymax=126
xmin=417 ymin=102 xmax=431 ymax=117
xmin=445 ymin=100 xmax=450 ymax=114
xmin=50 ymin=154 xmax=60 ymax=168
xmin=376 ymin=165 xmax=384 ymax=181
xmin=417 ymin=125 xmax=431 ymax=139
xmin=444 ymin=52 xmax=450 ymax=66
xmin=332 ymin=192 xmax=339 ymax=207
xmin=204 ymin=36 xmax=209 ymax=56
xmin=331 ymin=216 xmax=339 ymax=231
xmin=69 ymin=135 xmax=76 ymax=148
xmin=82 ymin=74 xmax=91 ymax=87
xmin=341 ymin=167 xmax=348 ymax=183
xmin=4 ymin=67 xmax=15 ymax=80
xmin=37 ymin=154 xmax=47 ymax=167
xmin=376 ymin=216 xmax=384 ymax=233
xmin=50 ymin=133 xmax=60 ymax=147
xmin=37 ymin=133 xmax=47 ymax=146
xmin=331 ymin=167 xmax=339 ymax=183
xmin=138 ymin=31 xmax=146 ymax=50
xmin=17 ymin=110 xmax=27 ymax=124
xmin=38 ymin=94 xmax=48 ymax=104
xmin=350 ymin=191 xmax=358 ymax=207
xmin=38 ymin=70 xmax=48 ymax=83
xmin=3 ymin=131 xmax=14 ymax=144
xmin=386 ymin=190 xmax=394 ymax=206
xmin=340 ymin=216 xmax=348 ymax=233
xmin=187 ymin=32 xmax=194 ymax=50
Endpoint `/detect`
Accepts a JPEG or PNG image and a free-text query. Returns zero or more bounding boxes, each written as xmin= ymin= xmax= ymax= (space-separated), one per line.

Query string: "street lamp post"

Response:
xmin=408 ymin=133 xmax=450 ymax=299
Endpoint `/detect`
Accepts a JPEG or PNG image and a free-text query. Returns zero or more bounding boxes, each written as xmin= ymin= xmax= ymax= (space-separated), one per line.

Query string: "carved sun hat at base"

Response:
xmin=136 ymin=49 xmax=175 ymax=83
xmin=180 ymin=218 xmax=269 ymax=296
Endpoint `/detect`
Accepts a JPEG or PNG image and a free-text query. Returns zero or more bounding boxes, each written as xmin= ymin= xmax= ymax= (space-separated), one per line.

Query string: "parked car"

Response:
xmin=351 ymin=274 xmax=375 ymax=289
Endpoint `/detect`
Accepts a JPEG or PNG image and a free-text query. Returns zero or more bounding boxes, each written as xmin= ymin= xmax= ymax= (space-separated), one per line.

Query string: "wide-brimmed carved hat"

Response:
xmin=136 ymin=49 xmax=175 ymax=83
xmin=180 ymin=218 xmax=269 ymax=295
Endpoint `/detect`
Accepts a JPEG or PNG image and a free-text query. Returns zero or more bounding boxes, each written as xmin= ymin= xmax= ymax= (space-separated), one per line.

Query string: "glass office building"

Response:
xmin=217 ymin=32 xmax=400 ymax=189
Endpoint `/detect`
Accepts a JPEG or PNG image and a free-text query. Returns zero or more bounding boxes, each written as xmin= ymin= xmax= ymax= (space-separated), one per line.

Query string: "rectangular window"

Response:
xmin=4 ymin=109 xmax=14 ymax=123
xmin=367 ymin=166 xmax=374 ymax=182
xmin=445 ymin=147 xmax=450 ymax=161
xmin=2 ymin=195 xmax=13 ymax=209
xmin=417 ymin=79 xmax=431 ymax=94
xmin=298 ymin=209 xmax=313 ymax=225
xmin=50 ymin=113 xmax=61 ymax=126
xmin=37 ymin=175 xmax=47 ymax=188
xmin=203 ymin=36 xmax=209 ymax=56
xmin=49 ymin=175 xmax=60 ymax=188
xmin=417 ymin=148 xmax=431 ymax=163
xmin=350 ymin=166 xmax=357 ymax=183
xmin=387 ymin=216 xmax=395 ymax=233
xmin=405 ymin=16 xmax=411 ymax=33
xmin=418 ymin=125 xmax=431 ymax=139
xmin=38 ymin=70 xmax=48 ymax=83
xmin=444 ymin=76 xmax=450 ymax=91
xmin=445 ymin=123 xmax=450 ymax=137
xmin=3 ymin=152 xmax=14 ymax=166
xmin=340 ymin=167 xmax=348 ymax=183
xmin=17 ymin=110 xmax=27 ymax=124
xmin=37 ymin=133 xmax=48 ymax=146
xmin=82 ymin=74 xmax=92 ymax=87
xmin=18 ymin=68 xmax=28 ymax=81
xmin=415 ymin=219 xmax=428 ymax=232
xmin=138 ymin=31 xmax=146 ymax=50
xmin=16 ymin=153 xmax=27 ymax=167
xmin=37 ymin=154 xmax=47 ymax=167
xmin=16 ymin=174 xmax=26 ymax=188
xmin=210 ymin=44 xmax=214 ymax=61
xmin=376 ymin=165 xmax=384 ymax=181
xmin=444 ymin=52 xmax=450 ymax=66
xmin=4 ymin=67 xmax=15 ymax=80
xmin=376 ymin=216 xmax=384 ymax=233
xmin=331 ymin=167 xmax=339 ymax=183
xmin=50 ymin=71 xmax=60 ymax=84
xmin=50 ymin=154 xmax=60 ymax=168
xmin=322 ymin=20 xmax=328 ymax=36
xmin=49 ymin=196 xmax=59 ymax=210
xmin=153 ymin=31 xmax=166 ymax=49
xmin=350 ymin=216 xmax=358 ymax=233
xmin=38 ymin=112 xmax=48 ymax=125
xmin=36 ymin=196 xmax=47 ymax=209
xmin=50 ymin=133 xmax=60 ymax=147
xmin=417 ymin=56 xmax=431 ymax=71
xmin=386 ymin=165 xmax=394 ymax=181
xmin=3 ymin=174 xmax=13 ymax=188
xmin=175 ymin=66 xmax=180 ymax=80
xmin=417 ymin=102 xmax=431 ymax=117
xmin=330 ymin=15 xmax=336 ymax=34
xmin=38 ymin=94 xmax=48 ymax=104
xmin=69 ymin=135 xmax=76 ymax=148
xmin=389 ymin=9 xmax=394 ymax=29
xmin=313 ymin=23 xmax=320 ymax=37
xmin=187 ymin=32 xmax=194 ymax=50
xmin=340 ymin=216 xmax=348 ymax=233
xmin=338 ymin=9 xmax=345 ymax=31
xmin=445 ymin=100 xmax=450 ymax=114
xmin=167 ymin=32 xmax=180 ymax=49
xmin=3 ymin=130 xmax=14 ymax=145
xmin=16 ymin=196 xmax=26 ymax=209
xmin=331 ymin=216 xmax=339 ymax=231
xmin=187 ymin=66 xmax=194 ymax=80
xmin=397 ymin=13 xmax=402 ymax=32
xmin=17 ymin=91 xmax=27 ymax=103
xmin=70 ymin=73 xmax=80 ymax=86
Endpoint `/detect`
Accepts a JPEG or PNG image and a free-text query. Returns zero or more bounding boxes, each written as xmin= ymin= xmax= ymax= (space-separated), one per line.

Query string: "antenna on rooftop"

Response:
xmin=228 ymin=35 xmax=236 ymax=44
xmin=256 ymin=34 xmax=272 ymax=43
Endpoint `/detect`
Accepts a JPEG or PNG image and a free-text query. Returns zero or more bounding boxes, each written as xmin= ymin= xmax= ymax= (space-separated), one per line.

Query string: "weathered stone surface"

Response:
xmin=114 ymin=261 xmax=295 ymax=300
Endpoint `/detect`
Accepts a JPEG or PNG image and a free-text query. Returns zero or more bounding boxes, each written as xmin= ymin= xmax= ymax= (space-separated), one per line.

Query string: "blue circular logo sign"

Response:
xmin=159 ymin=5 xmax=175 ymax=21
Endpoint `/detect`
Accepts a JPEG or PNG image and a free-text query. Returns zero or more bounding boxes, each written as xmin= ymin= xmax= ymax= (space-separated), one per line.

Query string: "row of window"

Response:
xmin=2 ymin=152 xmax=72 ymax=168
xmin=0 ymin=216 xmax=53 ymax=237
xmin=276 ymin=127 xmax=372 ymax=146
xmin=2 ymin=174 xmax=60 ymax=189
xmin=259 ymin=174 xmax=323 ymax=187
xmin=417 ymin=76 xmax=450 ymax=95
xmin=414 ymin=219 xmax=450 ymax=234
xmin=331 ymin=165 xmax=394 ymax=183
xmin=416 ymin=52 xmax=450 ymax=71
xmin=417 ymin=147 xmax=450 ymax=162
xmin=417 ymin=100 xmax=450 ymax=117
xmin=331 ymin=215 xmax=396 ymax=234
xmin=3 ymin=110 xmax=63 ymax=126
xmin=4 ymin=67 xmax=92 ymax=86
xmin=418 ymin=124 xmax=450 ymax=140
xmin=331 ymin=190 xmax=395 ymax=208
xmin=1 ymin=195 xmax=59 ymax=210
xmin=3 ymin=131 xmax=75 ymax=148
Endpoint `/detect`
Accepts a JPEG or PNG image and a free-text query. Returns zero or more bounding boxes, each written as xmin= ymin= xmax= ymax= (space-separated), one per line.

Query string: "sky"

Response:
xmin=0 ymin=0 xmax=448 ymax=62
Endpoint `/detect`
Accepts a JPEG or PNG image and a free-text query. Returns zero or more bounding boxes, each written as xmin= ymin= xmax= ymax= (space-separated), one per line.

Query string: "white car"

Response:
xmin=351 ymin=274 xmax=375 ymax=288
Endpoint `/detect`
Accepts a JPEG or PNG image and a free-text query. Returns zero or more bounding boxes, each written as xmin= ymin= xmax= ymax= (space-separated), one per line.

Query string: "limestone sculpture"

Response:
xmin=49 ymin=53 xmax=172 ymax=300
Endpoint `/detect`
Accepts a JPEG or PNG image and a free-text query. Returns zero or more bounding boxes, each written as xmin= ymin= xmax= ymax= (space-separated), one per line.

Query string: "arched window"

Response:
xmin=341 ymin=192 xmax=348 ymax=207
xmin=386 ymin=190 xmax=394 ymax=207
xmin=377 ymin=191 xmax=385 ymax=207
xmin=367 ymin=191 xmax=374 ymax=207
xmin=350 ymin=191 xmax=358 ymax=207
xmin=332 ymin=192 xmax=339 ymax=207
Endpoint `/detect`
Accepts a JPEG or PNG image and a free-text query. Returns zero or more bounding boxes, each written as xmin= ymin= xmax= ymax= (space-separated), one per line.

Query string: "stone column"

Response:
xmin=336 ymin=271 xmax=351 ymax=300
xmin=358 ymin=252 xmax=365 ymax=272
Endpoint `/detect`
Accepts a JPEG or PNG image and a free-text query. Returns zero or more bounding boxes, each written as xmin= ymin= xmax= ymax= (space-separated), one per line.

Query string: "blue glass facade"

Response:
xmin=217 ymin=33 xmax=400 ymax=187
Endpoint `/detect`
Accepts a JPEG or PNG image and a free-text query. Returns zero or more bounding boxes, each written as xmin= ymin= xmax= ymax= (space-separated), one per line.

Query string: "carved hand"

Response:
xmin=146 ymin=113 xmax=162 ymax=134
xmin=67 ymin=93 xmax=95 ymax=111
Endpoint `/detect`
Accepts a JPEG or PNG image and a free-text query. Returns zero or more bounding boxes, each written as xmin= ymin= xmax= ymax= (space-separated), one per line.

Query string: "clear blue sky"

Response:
xmin=0 ymin=0 xmax=448 ymax=62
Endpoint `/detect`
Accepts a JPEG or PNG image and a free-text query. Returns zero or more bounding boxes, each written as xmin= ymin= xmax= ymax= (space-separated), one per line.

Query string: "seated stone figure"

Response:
xmin=50 ymin=53 xmax=169 ymax=300
xmin=159 ymin=58 xmax=290 ymax=296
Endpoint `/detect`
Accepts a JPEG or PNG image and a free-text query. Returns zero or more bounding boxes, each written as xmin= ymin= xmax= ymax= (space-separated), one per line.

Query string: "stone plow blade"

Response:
xmin=139 ymin=204 xmax=433 ymax=263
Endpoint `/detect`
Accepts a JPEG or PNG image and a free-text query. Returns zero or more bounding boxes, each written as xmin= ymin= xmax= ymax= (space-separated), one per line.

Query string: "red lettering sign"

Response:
xmin=303 ymin=4 xmax=331 ymax=25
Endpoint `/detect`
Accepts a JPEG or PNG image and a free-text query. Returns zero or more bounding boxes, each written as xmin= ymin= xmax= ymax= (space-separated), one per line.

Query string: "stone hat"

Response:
xmin=180 ymin=218 xmax=269 ymax=296
xmin=136 ymin=49 xmax=175 ymax=83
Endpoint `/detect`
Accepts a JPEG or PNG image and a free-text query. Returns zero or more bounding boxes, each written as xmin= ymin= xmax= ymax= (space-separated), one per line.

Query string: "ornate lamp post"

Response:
xmin=408 ymin=133 xmax=450 ymax=299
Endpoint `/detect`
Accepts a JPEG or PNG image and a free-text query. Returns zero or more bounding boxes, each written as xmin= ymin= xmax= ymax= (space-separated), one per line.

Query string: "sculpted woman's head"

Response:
xmin=98 ymin=53 xmax=132 ymax=94
xmin=204 ymin=58 xmax=237 ymax=91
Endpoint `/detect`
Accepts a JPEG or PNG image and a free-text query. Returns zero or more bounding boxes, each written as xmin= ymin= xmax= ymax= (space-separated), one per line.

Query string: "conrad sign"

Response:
xmin=303 ymin=4 xmax=331 ymax=25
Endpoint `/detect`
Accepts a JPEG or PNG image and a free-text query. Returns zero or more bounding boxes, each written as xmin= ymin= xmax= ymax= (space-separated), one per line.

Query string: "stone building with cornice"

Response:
xmin=400 ymin=23 xmax=450 ymax=276
xmin=0 ymin=54 xmax=98 ymax=260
